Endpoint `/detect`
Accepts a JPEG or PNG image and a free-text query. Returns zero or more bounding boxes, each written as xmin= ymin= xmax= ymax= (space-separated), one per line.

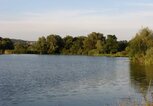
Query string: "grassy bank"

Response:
xmin=93 ymin=51 xmax=129 ymax=57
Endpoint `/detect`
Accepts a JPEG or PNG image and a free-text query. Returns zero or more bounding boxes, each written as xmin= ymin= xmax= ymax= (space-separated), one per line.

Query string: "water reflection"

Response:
xmin=130 ymin=64 xmax=153 ymax=102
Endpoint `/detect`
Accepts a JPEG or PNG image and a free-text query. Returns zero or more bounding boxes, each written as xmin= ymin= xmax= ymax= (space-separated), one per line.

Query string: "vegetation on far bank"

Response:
xmin=0 ymin=32 xmax=128 ymax=55
xmin=0 ymin=27 xmax=153 ymax=64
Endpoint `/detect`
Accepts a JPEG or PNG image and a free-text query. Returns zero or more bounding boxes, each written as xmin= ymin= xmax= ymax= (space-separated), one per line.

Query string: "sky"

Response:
xmin=0 ymin=0 xmax=153 ymax=41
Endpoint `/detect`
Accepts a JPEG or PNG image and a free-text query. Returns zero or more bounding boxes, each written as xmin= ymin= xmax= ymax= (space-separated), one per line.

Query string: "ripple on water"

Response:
xmin=0 ymin=55 xmax=152 ymax=106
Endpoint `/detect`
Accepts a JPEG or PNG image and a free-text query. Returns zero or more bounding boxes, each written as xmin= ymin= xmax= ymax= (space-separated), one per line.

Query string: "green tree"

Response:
xmin=62 ymin=36 xmax=74 ymax=54
xmin=104 ymin=35 xmax=118 ymax=54
xmin=70 ymin=36 xmax=86 ymax=55
xmin=96 ymin=40 xmax=105 ymax=53
xmin=128 ymin=28 xmax=153 ymax=64
xmin=27 ymin=42 xmax=38 ymax=54
xmin=118 ymin=40 xmax=128 ymax=52
xmin=14 ymin=43 xmax=28 ymax=54
xmin=47 ymin=35 xmax=63 ymax=54
xmin=83 ymin=32 xmax=105 ymax=55
xmin=0 ymin=38 xmax=14 ymax=51
xmin=36 ymin=36 xmax=47 ymax=54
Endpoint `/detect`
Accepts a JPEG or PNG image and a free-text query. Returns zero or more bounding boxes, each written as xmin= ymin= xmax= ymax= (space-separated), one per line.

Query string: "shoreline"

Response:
xmin=0 ymin=52 xmax=129 ymax=57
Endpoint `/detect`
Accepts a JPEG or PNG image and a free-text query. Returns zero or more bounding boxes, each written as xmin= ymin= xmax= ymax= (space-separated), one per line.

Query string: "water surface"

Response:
xmin=0 ymin=55 xmax=152 ymax=106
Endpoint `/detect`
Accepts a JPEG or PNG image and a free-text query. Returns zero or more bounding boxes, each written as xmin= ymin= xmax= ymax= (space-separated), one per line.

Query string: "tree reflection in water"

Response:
xmin=130 ymin=64 xmax=153 ymax=104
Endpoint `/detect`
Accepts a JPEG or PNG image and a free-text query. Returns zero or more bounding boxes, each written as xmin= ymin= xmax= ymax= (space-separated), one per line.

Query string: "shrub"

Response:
xmin=145 ymin=47 xmax=153 ymax=65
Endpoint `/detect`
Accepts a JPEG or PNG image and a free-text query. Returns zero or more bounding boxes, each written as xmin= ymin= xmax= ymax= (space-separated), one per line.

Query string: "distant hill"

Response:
xmin=11 ymin=39 xmax=36 ymax=45
xmin=0 ymin=36 xmax=36 ymax=45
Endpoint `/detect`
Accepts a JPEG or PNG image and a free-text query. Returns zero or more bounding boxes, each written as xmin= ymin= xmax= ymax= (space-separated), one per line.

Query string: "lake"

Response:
xmin=0 ymin=55 xmax=152 ymax=106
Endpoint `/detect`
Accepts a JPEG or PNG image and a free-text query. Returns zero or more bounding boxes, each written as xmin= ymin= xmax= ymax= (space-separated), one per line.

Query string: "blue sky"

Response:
xmin=0 ymin=0 xmax=153 ymax=40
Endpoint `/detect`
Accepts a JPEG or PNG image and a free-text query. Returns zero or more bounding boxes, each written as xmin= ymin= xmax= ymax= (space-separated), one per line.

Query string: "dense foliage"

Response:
xmin=34 ymin=32 xmax=127 ymax=55
xmin=0 ymin=37 xmax=14 ymax=54
xmin=128 ymin=28 xmax=153 ymax=65
xmin=0 ymin=32 xmax=128 ymax=55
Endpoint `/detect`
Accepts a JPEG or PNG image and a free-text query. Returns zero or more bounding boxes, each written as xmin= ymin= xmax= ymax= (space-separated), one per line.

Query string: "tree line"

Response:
xmin=0 ymin=32 xmax=128 ymax=55
xmin=13 ymin=32 xmax=128 ymax=55
xmin=0 ymin=28 xmax=153 ymax=64
xmin=36 ymin=33 xmax=128 ymax=55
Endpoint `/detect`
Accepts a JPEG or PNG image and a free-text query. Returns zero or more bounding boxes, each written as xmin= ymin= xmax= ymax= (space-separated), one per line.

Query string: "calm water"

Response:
xmin=0 ymin=55 xmax=152 ymax=106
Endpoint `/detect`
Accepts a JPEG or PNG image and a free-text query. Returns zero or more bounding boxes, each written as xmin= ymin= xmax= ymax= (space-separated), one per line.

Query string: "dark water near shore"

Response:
xmin=0 ymin=55 xmax=152 ymax=106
